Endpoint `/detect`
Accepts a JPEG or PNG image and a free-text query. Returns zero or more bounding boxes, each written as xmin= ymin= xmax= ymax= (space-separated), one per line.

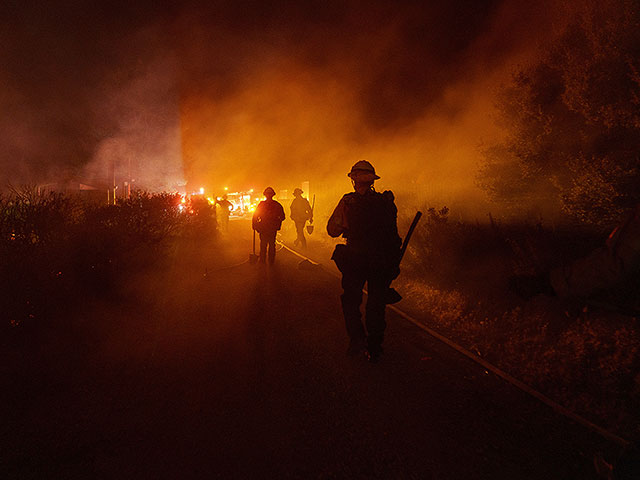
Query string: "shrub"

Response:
xmin=1 ymin=190 xmax=216 ymax=329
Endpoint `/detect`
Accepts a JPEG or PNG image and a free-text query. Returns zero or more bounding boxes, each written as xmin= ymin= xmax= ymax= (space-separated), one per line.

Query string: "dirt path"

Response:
xmin=4 ymin=220 xmax=612 ymax=479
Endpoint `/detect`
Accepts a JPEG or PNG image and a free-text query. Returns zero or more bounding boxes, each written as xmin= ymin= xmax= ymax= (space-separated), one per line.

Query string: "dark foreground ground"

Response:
xmin=2 ymin=221 xmax=618 ymax=479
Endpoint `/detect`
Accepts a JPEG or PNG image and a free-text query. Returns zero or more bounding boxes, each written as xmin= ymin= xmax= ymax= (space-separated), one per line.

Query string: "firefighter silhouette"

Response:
xmin=290 ymin=188 xmax=313 ymax=248
xmin=216 ymin=194 xmax=233 ymax=232
xmin=252 ymin=187 xmax=285 ymax=265
xmin=327 ymin=161 xmax=401 ymax=362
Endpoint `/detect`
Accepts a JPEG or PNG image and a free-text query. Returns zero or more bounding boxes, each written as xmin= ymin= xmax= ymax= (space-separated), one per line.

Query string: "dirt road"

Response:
xmin=4 ymin=220 xmax=612 ymax=478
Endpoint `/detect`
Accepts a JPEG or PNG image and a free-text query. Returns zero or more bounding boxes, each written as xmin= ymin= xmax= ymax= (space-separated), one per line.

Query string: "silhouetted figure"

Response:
xmin=216 ymin=194 xmax=233 ymax=232
xmin=511 ymin=203 xmax=640 ymax=300
xmin=290 ymin=187 xmax=313 ymax=248
xmin=252 ymin=187 xmax=285 ymax=265
xmin=327 ymin=160 xmax=401 ymax=362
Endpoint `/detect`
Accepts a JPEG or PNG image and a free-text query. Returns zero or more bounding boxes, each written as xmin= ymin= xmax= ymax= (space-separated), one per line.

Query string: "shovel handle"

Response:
xmin=400 ymin=211 xmax=422 ymax=262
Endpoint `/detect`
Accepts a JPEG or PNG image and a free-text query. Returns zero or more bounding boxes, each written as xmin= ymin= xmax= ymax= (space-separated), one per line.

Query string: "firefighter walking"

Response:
xmin=290 ymin=188 xmax=313 ymax=248
xmin=327 ymin=161 xmax=401 ymax=362
xmin=252 ymin=187 xmax=286 ymax=265
xmin=216 ymin=194 xmax=233 ymax=232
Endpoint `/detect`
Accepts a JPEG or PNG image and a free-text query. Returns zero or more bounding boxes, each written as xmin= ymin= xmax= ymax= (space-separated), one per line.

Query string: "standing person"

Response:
xmin=290 ymin=187 xmax=313 ymax=248
xmin=216 ymin=194 xmax=233 ymax=232
xmin=327 ymin=160 xmax=401 ymax=362
xmin=252 ymin=187 xmax=286 ymax=265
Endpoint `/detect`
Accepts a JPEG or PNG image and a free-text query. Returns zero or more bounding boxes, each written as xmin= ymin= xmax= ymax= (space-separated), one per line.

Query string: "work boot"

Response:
xmin=366 ymin=345 xmax=384 ymax=363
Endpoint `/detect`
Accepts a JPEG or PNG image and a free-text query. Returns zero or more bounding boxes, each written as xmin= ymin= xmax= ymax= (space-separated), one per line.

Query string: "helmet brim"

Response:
xmin=348 ymin=172 xmax=380 ymax=181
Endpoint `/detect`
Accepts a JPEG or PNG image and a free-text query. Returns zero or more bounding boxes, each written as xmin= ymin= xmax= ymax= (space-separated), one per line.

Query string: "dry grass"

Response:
xmin=397 ymin=207 xmax=640 ymax=440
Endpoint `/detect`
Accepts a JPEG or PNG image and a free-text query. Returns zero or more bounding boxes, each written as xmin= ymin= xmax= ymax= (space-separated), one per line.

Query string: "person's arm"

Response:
xmin=252 ymin=203 xmax=262 ymax=230
xmin=327 ymin=197 xmax=347 ymax=237
xmin=306 ymin=199 xmax=313 ymax=221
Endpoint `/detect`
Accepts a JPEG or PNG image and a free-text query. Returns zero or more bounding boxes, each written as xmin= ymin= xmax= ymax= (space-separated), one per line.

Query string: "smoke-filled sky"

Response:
xmin=1 ymin=0 xmax=569 ymax=209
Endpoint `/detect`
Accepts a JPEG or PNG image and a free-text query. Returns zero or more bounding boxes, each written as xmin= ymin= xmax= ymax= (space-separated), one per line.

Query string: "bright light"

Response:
xmin=199 ymin=187 xmax=205 ymax=195
xmin=224 ymin=187 xmax=228 ymax=191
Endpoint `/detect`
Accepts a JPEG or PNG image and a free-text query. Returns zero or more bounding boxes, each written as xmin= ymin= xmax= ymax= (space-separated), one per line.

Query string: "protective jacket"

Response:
xmin=252 ymin=199 xmax=285 ymax=233
xmin=290 ymin=197 xmax=312 ymax=223
xmin=327 ymin=189 xmax=401 ymax=266
xmin=550 ymin=204 xmax=640 ymax=297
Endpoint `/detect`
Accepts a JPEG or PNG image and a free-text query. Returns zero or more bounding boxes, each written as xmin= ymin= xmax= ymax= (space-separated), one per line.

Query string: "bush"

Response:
xmin=400 ymin=206 xmax=639 ymax=437
xmin=0 ymin=190 xmax=216 ymax=329
xmin=479 ymin=0 xmax=640 ymax=226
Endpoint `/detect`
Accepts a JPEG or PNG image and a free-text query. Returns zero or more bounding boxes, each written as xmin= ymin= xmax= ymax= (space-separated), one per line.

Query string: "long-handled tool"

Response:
xmin=400 ymin=210 xmax=422 ymax=261
xmin=306 ymin=194 xmax=316 ymax=235
xmin=387 ymin=211 xmax=422 ymax=304
xmin=249 ymin=229 xmax=259 ymax=264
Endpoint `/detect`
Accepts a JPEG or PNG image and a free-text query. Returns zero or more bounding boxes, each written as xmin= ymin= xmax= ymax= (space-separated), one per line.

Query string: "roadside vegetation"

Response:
xmin=0 ymin=190 xmax=216 ymax=332
xmin=397 ymin=207 xmax=640 ymax=441
xmin=400 ymin=0 xmax=640 ymax=441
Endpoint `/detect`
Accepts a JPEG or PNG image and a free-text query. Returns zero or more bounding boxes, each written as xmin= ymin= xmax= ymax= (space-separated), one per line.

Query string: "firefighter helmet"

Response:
xmin=293 ymin=188 xmax=303 ymax=196
xmin=263 ymin=186 xmax=276 ymax=197
xmin=348 ymin=160 xmax=380 ymax=181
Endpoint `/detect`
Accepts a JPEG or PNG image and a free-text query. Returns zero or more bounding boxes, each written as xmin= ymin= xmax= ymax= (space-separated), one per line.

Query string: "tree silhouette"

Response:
xmin=479 ymin=0 xmax=640 ymax=226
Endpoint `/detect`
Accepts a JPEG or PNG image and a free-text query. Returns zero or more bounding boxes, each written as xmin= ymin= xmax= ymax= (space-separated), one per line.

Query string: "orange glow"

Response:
xmin=177 ymin=5 xmax=568 ymax=220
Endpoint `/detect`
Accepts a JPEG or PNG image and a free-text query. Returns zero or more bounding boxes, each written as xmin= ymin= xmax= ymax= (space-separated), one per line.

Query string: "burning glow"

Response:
xmin=175 ymin=2 xmax=569 ymax=220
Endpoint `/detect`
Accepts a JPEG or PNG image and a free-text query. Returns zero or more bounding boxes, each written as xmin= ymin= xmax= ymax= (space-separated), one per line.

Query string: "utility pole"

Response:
xmin=108 ymin=157 xmax=116 ymax=205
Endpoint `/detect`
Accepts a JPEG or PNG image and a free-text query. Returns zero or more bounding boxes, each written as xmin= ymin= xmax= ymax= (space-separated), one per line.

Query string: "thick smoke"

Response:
xmin=1 ymin=0 xmax=566 ymax=216
xmin=176 ymin=0 xmax=565 ymax=218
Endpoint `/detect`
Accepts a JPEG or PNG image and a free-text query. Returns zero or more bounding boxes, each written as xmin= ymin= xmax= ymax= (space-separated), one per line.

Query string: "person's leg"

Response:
xmin=259 ymin=232 xmax=267 ymax=263
xmin=300 ymin=223 xmax=306 ymax=248
xmin=295 ymin=221 xmax=306 ymax=248
xmin=341 ymin=267 xmax=367 ymax=354
xmin=267 ymin=231 xmax=277 ymax=264
xmin=365 ymin=273 xmax=390 ymax=360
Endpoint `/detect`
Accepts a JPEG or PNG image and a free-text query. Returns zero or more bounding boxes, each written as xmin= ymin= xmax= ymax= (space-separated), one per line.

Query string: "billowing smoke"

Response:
xmin=1 ymin=0 xmax=568 ymax=217
xmin=176 ymin=0 xmax=565 ymax=218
